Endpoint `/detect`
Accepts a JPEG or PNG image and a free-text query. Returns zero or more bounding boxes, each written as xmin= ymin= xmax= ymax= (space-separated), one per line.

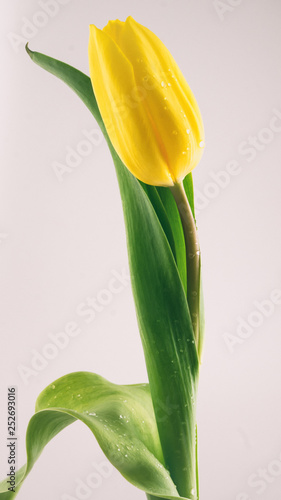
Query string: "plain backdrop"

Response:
xmin=1 ymin=1 xmax=281 ymax=500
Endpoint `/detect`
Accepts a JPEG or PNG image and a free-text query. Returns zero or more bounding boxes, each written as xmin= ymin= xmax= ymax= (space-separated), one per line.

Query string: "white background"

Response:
xmin=1 ymin=1 xmax=281 ymax=499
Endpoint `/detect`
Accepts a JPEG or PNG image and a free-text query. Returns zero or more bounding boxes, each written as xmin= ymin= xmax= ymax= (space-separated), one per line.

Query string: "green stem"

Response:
xmin=169 ymin=181 xmax=201 ymax=347
xmin=195 ymin=424 xmax=199 ymax=500
xmin=169 ymin=180 xmax=201 ymax=500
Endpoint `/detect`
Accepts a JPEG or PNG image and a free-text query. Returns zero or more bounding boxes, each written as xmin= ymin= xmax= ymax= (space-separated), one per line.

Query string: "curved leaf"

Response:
xmin=0 ymin=372 xmax=195 ymax=500
xmin=25 ymin=44 xmax=105 ymax=135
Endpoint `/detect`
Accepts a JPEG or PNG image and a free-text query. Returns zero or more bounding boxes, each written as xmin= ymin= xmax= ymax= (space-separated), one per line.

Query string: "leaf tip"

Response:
xmin=25 ymin=43 xmax=34 ymax=59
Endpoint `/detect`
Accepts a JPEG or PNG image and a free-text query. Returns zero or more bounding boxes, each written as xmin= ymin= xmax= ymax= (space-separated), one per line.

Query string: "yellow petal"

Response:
xmin=89 ymin=25 xmax=175 ymax=186
xmin=89 ymin=18 xmax=204 ymax=186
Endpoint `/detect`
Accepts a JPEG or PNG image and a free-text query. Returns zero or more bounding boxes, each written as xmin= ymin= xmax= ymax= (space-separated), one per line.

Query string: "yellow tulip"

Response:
xmin=88 ymin=16 xmax=204 ymax=187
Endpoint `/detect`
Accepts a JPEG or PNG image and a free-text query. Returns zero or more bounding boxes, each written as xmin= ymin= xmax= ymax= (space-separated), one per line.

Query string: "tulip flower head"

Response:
xmin=89 ymin=16 xmax=204 ymax=187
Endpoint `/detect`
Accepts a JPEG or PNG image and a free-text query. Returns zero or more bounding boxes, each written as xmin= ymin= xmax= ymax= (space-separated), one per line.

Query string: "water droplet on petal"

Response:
xmin=168 ymin=82 xmax=171 ymax=87
xmin=172 ymin=130 xmax=178 ymax=135
xmin=161 ymin=81 xmax=167 ymax=88
xmin=186 ymin=129 xmax=190 ymax=134
xmin=199 ymin=140 xmax=205 ymax=148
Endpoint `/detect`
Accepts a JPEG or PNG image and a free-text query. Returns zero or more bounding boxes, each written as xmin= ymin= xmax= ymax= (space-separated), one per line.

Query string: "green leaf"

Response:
xmin=1 ymin=372 xmax=194 ymax=500
xmin=154 ymin=173 xmax=195 ymax=297
xmin=140 ymin=183 xmax=178 ymax=269
xmin=156 ymin=186 xmax=187 ymax=294
xmin=112 ymin=152 xmax=199 ymax=497
xmin=25 ymin=48 xmax=200 ymax=498
xmin=25 ymin=44 xmax=105 ymax=135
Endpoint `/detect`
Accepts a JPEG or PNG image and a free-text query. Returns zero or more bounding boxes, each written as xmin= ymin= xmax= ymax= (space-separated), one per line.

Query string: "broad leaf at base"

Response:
xmin=0 ymin=372 xmax=192 ymax=500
